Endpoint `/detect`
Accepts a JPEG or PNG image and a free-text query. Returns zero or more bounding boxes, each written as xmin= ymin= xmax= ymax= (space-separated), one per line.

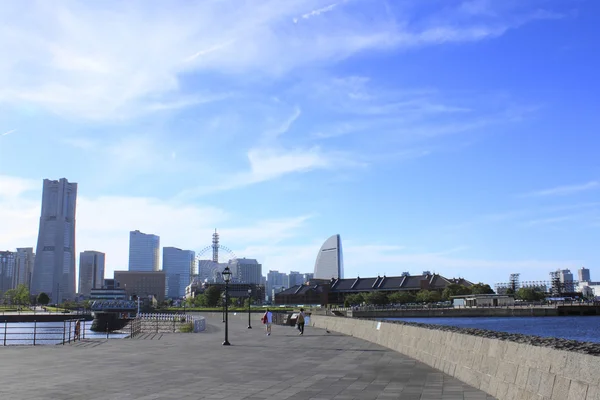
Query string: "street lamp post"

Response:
xmin=222 ymin=292 xmax=226 ymax=323
xmin=247 ymin=288 xmax=252 ymax=329
xmin=222 ymin=266 xmax=232 ymax=345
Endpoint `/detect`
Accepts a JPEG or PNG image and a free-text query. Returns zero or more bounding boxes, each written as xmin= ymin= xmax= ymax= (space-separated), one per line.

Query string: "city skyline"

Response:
xmin=1 ymin=1 xmax=599 ymax=287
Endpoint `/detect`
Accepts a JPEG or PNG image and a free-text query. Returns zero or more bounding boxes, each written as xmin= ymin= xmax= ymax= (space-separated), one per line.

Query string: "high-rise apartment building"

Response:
xmin=303 ymin=273 xmax=314 ymax=283
xmin=579 ymin=267 xmax=591 ymax=283
xmin=233 ymin=258 xmax=262 ymax=284
xmin=0 ymin=251 xmax=15 ymax=294
xmin=163 ymin=247 xmax=195 ymax=299
xmin=266 ymin=270 xmax=288 ymax=302
xmin=287 ymin=271 xmax=304 ymax=287
xmin=558 ymin=269 xmax=575 ymax=292
xmin=128 ymin=230 xmax=160 ymax=272
xmin=31 ymin=178 xmax=77 ymax=303
xmin=78 ymin=251 xmax=106 ymax=297
xmin=14 ymin=248 xmax=35 ymax=289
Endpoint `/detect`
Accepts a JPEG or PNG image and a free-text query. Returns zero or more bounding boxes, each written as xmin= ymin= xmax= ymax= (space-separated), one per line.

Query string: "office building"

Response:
xmin=313 ymin=234 xmax=344 ymax=280
xmin=579 ymin=267 xmax=591 ymax=283
xmin=78 ymin=251 xmax=106 ymax=297
xmin=31 ymin=178 xmax=78 ymax=303
xmin=287 ymin=271 xmax=304 ymax=287
xmin=233 ymin=258 xmax=262 ymax=284
xmin=128 ymin=230 xmax=160 ymax=272
xmin=163 ymin=247 xmax=195 ymax=299
xmin=303 ymin=273 xmax=314 ymax=283
xmin=114 ymin=271 xmax=166 ymax=302
xmin=0 ymin=251 xmax=15 ymax=293
xmin=14 ymin=248 xmax=35 ymax=289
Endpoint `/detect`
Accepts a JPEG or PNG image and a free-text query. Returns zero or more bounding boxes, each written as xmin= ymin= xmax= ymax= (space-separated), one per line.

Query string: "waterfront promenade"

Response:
xmin=0 ymin=314 xmax=494 ymax=400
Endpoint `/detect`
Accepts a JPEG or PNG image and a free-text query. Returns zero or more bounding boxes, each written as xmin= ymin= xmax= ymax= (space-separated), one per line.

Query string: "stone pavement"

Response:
xmin=0 ymin=313 xmax=495 ymax=400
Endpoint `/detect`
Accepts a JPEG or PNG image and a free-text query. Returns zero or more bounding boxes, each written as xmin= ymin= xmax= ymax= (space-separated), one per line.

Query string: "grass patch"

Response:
xmin=179 ymin=322 xmax=194 ymax=333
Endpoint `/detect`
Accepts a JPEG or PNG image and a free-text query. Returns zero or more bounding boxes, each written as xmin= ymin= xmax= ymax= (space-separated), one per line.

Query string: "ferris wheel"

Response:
xmin=192 ymin=229 xmax=237 ymax=281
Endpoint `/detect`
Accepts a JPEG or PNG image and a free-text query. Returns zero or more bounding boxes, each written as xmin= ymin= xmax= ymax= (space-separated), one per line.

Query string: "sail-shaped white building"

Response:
xmin=313 ymin=234 xmax=344 ymax=279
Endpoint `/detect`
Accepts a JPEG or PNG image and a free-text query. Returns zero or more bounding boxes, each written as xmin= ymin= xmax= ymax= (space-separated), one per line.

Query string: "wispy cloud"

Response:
xmin=0 ymin=1 xmax=565 ymax=121
xmin=294 ymin=2 xmax=344 ymax=23
xmin=1 ymin=129 xmax=16 ymax=136
xmin=521 ymin=181 xmax=599 ymax=197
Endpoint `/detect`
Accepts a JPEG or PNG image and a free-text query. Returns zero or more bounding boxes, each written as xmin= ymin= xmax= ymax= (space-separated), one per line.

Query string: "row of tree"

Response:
xmin=0 ymin=285 xmax=50 ymax=306
xmin=343 ymin=283 xmax=495 ymax=306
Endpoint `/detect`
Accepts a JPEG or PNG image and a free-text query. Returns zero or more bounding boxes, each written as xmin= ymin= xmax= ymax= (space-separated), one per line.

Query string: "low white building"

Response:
xmin=452 ymin=294 xmax=515 ymax=307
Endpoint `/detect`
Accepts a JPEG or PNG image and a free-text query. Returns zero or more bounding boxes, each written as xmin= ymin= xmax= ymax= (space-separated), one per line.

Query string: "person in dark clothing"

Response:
xmin=296 ymin=308 xmax=306 ymax=335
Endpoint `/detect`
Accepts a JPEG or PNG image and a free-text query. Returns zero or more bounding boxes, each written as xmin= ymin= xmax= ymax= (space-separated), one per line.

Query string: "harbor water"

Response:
xmin=385 ymin=316 xmax=600 ymax=343
xmin=1 ymin=321 xmax=128 ymax=345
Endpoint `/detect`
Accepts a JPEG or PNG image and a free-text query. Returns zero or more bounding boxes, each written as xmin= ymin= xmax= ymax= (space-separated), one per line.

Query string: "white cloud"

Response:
xmin=521 ymin=181 xmax=599 ymax=197
xmin=176 ymin=145 xmax=364 ymax=198
xmin=1 ymin=129 xmax=17 ymax=137
xmin=0 ymin=0 xmax=563 ymax=120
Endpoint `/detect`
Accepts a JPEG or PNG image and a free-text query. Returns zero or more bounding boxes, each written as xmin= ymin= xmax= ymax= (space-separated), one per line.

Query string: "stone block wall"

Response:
xmin=311 ymin=316 xmax=600 ymax=400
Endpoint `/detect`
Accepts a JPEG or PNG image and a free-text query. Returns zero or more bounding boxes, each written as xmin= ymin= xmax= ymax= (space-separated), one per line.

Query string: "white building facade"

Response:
xmin=313 ymin=234 xmax=344 ymax=280
xmin=128 ymin=230 xmax=160 ymax=272
xmin=31 ymin=178 xmax=78 ymax=303
xmin=78 ymin=251 xmax=106 ymax=297
xmin=163 ymin=247 xmax=195 ymax=299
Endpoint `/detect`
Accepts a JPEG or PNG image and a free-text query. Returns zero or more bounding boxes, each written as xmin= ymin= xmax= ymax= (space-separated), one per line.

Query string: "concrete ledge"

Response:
xmin=311 ymin=315 xmax=600 ymax=400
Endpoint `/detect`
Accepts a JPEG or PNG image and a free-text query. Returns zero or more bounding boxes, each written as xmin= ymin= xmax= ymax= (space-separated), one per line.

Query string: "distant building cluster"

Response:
xmin=8 ymin=177 xmax=595 ymax=307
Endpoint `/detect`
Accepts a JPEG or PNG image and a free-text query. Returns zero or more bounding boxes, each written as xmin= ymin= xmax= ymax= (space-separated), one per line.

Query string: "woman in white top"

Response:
xmin=263 ymin=309 xmax=273 ymax=335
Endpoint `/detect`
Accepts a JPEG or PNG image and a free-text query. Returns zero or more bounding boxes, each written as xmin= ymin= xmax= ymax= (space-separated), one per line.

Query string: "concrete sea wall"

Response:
xmin=311 ymin=315 xmax=600 ymax=400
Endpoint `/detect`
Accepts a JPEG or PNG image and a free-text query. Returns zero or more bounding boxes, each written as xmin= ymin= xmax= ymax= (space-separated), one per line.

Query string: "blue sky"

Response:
xmin=0 ymin=0 xmax=599 ymax=288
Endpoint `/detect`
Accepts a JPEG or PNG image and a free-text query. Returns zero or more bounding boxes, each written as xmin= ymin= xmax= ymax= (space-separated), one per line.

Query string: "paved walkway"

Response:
xmin=0 ymin=313 xmax=495 ymax=400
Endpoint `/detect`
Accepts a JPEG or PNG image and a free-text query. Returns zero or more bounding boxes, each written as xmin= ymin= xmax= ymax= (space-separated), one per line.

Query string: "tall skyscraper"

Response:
xmin=0 ymin=251 xmax=15 ymax=293
xmin=313 ymin=234 xmax=344 ymax=280
xmin=14 ymin=248 xmax=35 ymax=289
xmin=31 ymin=178 xmax=77 ymax=303
xmin=578 ymin=267 xmax=591 ymax=282
xmin=233 ymin=258 xmax=262 ymax=284
xmin=78 ymin=251 xmax=106 ymax=297
xmin=163 ymin=247 xmax=195 ymax=299
xmin=128 ymin=230 xmax=160 ymax=271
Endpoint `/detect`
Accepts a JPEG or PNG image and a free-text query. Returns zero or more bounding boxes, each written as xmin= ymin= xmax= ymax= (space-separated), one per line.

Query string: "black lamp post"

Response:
xmin=222 ymin=292 xmax=226 ymax=323
xmin=222 ymin=266 xmax=232 ymax=345
xmin=247 ymin=288 xmax=252 ymax=329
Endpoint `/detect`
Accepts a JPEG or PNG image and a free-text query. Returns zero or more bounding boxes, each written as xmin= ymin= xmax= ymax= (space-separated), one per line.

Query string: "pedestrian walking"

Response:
xmin=263 ymin=309 xmax=273 ymax=336
xmin=296 ymin=308 xmax=306 ymax=335
xmin=74 ymin=320 xmax=81 ymax=340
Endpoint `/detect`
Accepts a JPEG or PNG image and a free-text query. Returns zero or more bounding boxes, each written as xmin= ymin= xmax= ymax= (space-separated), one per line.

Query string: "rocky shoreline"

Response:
xmin=377 ymin=318 xmax=600 ymax=356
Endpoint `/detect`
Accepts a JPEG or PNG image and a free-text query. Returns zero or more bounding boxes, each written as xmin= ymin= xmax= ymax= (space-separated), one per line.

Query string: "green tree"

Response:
xmin=416 ymin=290 xmax=442 ymax=303
xmin=388 ymin=292 xmax=416 ymax=304
xmin=344 ymin=293 xmax=365 ymax=306
xmin=365 ymin=291 xmax=389 ymax=305
xmin=470 ymin=283 xmax=495 ymax=295
xmin=515 ymin=287 xmax=545 ymax=301
xmin=204 ymin=286 xmax=221 ymax=307
xmin=37 ymin=292 xmax=50 ymax=306
xmin=441 ymin=284 xmax=472 ymax=301
xmin=13 ymin=284 xmax=30 ymax=305
xmin=3 ymin=289 xmax=16 ymax=305
xmin=194 ymin=294 xmax=207 ymax=307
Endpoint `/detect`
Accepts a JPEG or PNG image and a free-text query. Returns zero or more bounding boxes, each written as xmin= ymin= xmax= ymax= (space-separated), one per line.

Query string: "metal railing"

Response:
xmin=133 ymin=313 xmax=192 ymax=333
xmin=1 ymin=319 xmax=87 ymax=346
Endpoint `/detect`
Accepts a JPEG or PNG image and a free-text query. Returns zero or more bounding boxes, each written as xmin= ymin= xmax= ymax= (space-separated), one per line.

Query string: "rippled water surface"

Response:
xmin=385 ymin=316 xmax=600 ymax=343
